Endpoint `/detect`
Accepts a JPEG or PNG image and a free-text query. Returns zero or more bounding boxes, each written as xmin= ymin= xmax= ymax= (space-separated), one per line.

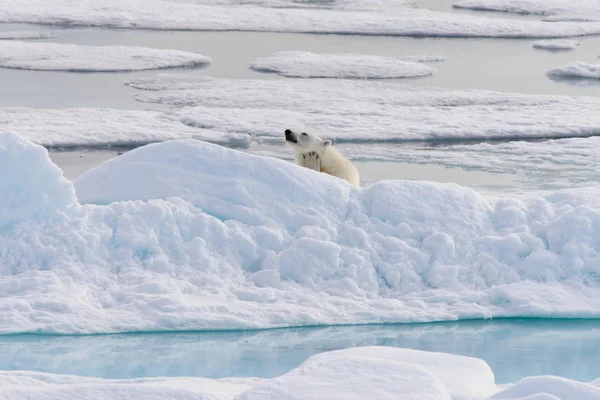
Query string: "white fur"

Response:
xmin=285 ymin=129 xmax=360 ymax=186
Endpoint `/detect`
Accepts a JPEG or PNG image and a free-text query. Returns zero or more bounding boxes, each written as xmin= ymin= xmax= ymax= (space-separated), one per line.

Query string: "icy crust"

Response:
xmin=0 ymin=108 xmax=249 ymax=148
xmin=0 ymin=41 xmax=211 ymax=72
xmin=532 ymin=39 xmax=580 ymax=50
xmin=1 ymin=347 xmax=598 ymax=400
xmin=249 ymin=51 xmax=436 ymax=79
xmin=2 ymin=133 xmax=600 ymax=334
xmin=0 ymin=31 xmax=57 ymax=40
xmin=453 ymin=0 xmax=600 ymax=16
xmin=547 ymin=62 xmax=600 ymax=80
xmin=2 ymin=0 xmax=600 ymax=38
xmin=129 ymin=75 xmax=600 ymax=143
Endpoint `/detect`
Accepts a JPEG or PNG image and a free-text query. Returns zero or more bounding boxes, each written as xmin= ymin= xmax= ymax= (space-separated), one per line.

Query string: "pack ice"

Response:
xmin=2 ymin=131 xmax=600 ymax=334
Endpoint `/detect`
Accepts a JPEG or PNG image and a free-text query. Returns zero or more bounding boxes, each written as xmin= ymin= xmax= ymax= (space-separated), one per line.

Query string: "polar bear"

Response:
xmin=284 ymin=129 xmax=360 ymax=186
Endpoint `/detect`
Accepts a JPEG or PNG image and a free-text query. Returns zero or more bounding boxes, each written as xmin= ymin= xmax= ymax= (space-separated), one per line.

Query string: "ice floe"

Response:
xmin=0 ymin=346 xmax=598 ymax=399
xmin=0 ymin=41 xmax=211 ymax=72
xmin=249 ymin=51 xmax=437 ymax=79
xmin=2 ymin=132 xmax=600 ymax=334
xmin=0 ymin=107 xmax=249 ymax=148
xmin=2 ymin=0 xmax=600 ymax=38
xmin=128 ymin=75 xmax=600 ymax=143
xmin=532 ymin=39 xmax=580 ymax=50
xmin=547 ymin=62 xmax=600 ymax=80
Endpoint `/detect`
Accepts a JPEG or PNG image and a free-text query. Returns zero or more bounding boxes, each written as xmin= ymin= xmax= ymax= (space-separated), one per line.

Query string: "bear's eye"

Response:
xmin=302 ymin=132 xmax=307 ymax=136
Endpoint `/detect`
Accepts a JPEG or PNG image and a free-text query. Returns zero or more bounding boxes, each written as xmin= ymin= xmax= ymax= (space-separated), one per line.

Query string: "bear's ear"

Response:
xmin=322 ymin=140 xmax=332 ymax=147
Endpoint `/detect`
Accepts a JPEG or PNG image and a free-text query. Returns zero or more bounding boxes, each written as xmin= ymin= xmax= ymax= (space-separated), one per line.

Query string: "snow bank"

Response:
xmin=1 ymin=346 xmax=598 ymax=400
xmin=2 ymin=0 xmax=600 ymax=38
xmin=0 ymin=41 xmax=210 ymax=72
xmin=547 ymin=62 xmax=600 ymax=80
xmin=2 ymin=133 xmax=600 ymax=333
xmin=452 ymin=0 xmax=600 ymax=16
xmin=249 ymin=51 xmax=436 ymax=79
xmin=0 ymin=30 xmax=56 ymax=40
xmin=532 ymin=39 xmax=580 ymax=50
xmin=128 ymin=75 xmax=600 ymax=143
xmin=0 ymin=107 xmax=249 ymax=148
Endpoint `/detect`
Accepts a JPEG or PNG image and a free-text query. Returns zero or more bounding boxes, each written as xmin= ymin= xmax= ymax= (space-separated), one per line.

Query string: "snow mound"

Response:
xmin=452 ymin=0 xmax=600 ymax=16
xmin=128 ymin=75 xmax=600 ymax=143
xmin=0 ymin=107 xmax=249 ymax=148
xmin=547 ymin=62 xmax=600 ymax=80
xmin=0 ymin=30 xmax=56 ymax=40
xmin=532 ymin=39 xmax=580 ymax=50
xmin=0 ymin=131 xmax=75 ymax=230
xmin=241 ymin=346 xmax=495 ymax=400
xmin=249 ymin=51 xmax=436 ymax=79
xmin=2 ymin=0 xmax=600 ymax=38
xmin=0 ymin=41 xmax=211 ymax=72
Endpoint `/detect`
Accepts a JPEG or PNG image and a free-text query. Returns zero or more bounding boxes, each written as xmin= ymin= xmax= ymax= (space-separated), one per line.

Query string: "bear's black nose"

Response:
xmin=284 ymin=129 xmax=292 ymax=136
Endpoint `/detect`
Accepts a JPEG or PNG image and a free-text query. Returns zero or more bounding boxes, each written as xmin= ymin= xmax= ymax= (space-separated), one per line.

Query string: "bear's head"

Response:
xmin=284 ymin=129 xmax=332 ymax=154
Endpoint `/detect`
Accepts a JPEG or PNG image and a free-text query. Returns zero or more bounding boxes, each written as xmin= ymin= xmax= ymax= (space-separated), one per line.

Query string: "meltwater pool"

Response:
xmin=1 ymin=319 xmax=599 ymax=385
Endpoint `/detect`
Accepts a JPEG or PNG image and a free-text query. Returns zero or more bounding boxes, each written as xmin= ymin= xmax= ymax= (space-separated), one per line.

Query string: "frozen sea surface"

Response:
xmin=453 ymin=0 xmax=600 ymax=17
xmin=3 ymin=0 xmax=600 ymax=38
xmin=2 ymin=25 xmax=600 ymax=111
xmin=129 ymin=75 xmax=600 ymax=144
xmin=0 ymin=107 xmax=248 ymax=148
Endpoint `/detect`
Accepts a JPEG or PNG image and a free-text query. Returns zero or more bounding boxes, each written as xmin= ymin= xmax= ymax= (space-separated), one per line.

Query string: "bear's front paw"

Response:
xmin=301 ymin=151 xmax=321 ymax=172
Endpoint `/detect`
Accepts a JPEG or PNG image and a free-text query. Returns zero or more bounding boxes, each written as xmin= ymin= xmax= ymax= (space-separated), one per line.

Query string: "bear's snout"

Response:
xmin=284 ymin=129 xmax=297 ymax=143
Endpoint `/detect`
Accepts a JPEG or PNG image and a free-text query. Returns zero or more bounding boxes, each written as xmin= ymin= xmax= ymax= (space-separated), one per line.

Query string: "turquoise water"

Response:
xmin=1 ymin=319 xmax=599 ymax=384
